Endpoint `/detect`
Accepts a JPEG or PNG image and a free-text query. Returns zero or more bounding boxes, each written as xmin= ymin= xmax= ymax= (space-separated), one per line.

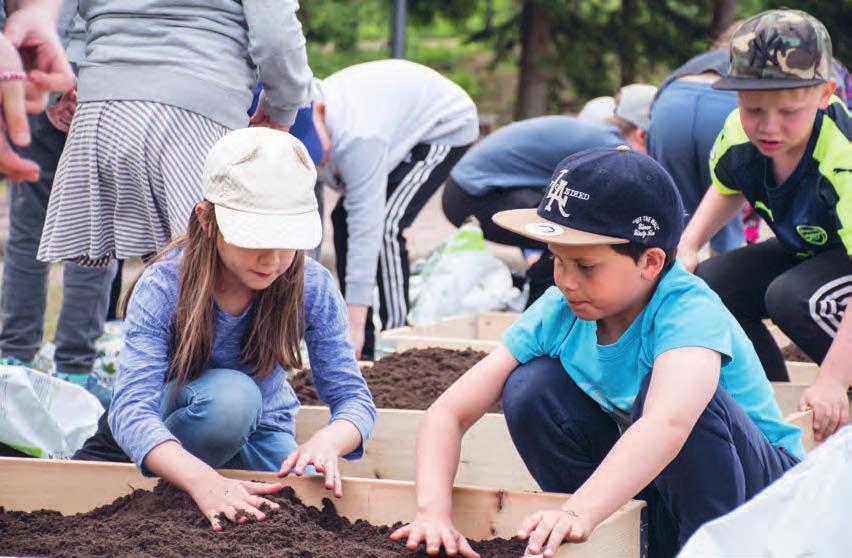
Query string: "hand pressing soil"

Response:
xmin=291 ymin=348 xmax=497 ymax=412
xmin=0 ymin=480 xmax=527 ymax=557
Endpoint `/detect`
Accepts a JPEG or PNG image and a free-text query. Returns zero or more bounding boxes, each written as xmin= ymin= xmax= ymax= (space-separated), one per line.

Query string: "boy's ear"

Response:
xmin=818 ymin=79 xmax=837 ymax=109
xmin=639 ymin=247 xmax=666 ymax=280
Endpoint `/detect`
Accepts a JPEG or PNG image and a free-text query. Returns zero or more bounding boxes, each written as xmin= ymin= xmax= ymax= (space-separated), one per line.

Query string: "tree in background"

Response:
xmin=298 ymin=0 xmax=848 ymax=121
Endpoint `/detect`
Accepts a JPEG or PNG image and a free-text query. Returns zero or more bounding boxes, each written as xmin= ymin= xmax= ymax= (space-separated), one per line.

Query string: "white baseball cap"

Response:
xmin=614 ymin=83 xmax=658 ymax=130
xmin=203 ymin=127 xmax=321 ymax=250
xmin=577 ymin=96 xmax=616 ymax=124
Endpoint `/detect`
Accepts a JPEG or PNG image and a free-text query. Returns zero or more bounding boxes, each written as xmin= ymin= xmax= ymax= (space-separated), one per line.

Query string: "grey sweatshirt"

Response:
xmin=320 ymin=60 xmax=479 ymax=307
xmin=76 ymin=0 xmax=312 ymax=129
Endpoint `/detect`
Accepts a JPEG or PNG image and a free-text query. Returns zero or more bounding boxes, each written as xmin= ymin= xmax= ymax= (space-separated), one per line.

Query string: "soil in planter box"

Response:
xmin=0 ymin=480 xmax=527 ymax=558
xmin=781 ymin=343 xmax=813 ymax=364
xmin=291 ymin=348 xmax=498 ymax=411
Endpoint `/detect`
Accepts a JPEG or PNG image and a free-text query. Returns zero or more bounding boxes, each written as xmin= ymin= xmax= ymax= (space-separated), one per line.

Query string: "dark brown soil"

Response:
xmin=292 ymin=348 xmax=497 ymax=411
xmin=0 ymin=481 xmax=526 ymax=558
xmin=781 ymin=343 xmax=813 ymax=363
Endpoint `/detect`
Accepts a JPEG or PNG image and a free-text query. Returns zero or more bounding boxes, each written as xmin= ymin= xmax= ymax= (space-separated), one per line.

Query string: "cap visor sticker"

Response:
xmin=525 ymin=222 xmax=565 ymax=237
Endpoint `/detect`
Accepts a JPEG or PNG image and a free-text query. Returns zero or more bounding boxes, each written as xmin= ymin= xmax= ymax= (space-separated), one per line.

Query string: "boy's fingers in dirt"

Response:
xmin=389 ymin=523 xmax=410 ymax=540
xmin=517 ymin=511 xmax=543 ymax=539
xmin=457 ymin=536 xmax=480 ymax=558
xmin=542 ymin=522 xmax=569 ymax=556
xmin=439 ymin=526 xmax=458 ymax=555
xmin=405 ymin=526 xmax=425 ymax=549
xmin=424 ymin=525 xmax=443 ymax=555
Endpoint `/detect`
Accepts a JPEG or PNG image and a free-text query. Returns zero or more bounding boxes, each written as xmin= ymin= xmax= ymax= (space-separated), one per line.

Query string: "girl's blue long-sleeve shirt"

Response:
xmin=108 ymin=254 xmax=376 ymax=470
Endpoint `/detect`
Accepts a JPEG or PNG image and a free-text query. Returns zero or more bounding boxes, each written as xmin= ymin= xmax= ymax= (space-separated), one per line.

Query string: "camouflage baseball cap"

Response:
xmin=714 ymin=9 xmax=832 ymax=91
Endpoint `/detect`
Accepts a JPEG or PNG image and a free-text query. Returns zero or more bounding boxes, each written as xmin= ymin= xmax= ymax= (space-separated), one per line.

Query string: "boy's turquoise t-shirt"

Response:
xmin=503 ymin=261 xmax=805 ymax=460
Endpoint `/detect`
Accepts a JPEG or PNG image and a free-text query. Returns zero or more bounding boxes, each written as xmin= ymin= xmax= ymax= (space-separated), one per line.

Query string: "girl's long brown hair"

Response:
xmin=120 ymin=201 xmax=305 ymax=385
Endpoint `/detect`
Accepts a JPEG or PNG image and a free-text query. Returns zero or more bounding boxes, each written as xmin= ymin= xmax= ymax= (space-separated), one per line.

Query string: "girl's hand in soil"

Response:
xmin=389 ymin=513 xmax=479 ymax=558
xmin=517 ymin=508 xmax=595 ymax=557
xmin=278 ymin=419 xmax=362 ymax=498
xmin=188 ymin=473 xmax=283 ymax=532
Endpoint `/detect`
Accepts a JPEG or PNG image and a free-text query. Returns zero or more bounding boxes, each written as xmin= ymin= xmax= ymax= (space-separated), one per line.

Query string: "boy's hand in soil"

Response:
xmin=278 ymin=419 xmax=362 ymax=498
xmin=517 ymin=507 xmax=595 ymax=557
xmin=800 ymin=374 xmax=850 ymax=441
xmin=389 ymin=513 xmax=479 ymax=558
xmin=188 ymin=473 xmax=282 ymax=532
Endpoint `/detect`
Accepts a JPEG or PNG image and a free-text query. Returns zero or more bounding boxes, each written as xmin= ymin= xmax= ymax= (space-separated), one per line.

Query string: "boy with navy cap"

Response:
xmin=390 ymin=147 xmax=802 ymax=558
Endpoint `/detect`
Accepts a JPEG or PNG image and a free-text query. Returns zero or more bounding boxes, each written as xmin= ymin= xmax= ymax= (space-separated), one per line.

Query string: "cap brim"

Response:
xmin=215 ymin=205 xmax=322 ymax=250
xmin=492 ymin=209 xmax=628 ymax=246
xmin=712 ymin=76 xmax=826 ymax=91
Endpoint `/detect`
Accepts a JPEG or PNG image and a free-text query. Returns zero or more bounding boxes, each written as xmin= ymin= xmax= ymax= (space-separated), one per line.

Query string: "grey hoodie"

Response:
xmin=76 ymin=0 xmax=311 ymax=128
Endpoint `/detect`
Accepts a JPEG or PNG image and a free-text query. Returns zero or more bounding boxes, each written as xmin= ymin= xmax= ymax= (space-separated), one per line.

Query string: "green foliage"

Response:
xmin=297 ymin=0 xmax=849 ymax=122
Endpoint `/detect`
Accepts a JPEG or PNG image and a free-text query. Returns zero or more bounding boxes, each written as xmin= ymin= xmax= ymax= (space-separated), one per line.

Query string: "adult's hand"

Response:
xmin=45 ymin=87 xmax=76 ymax=132
xmin=4 ymin=4 xmax=75 ymax=113
xmin=0 ymin=35 xmax=39 ymax=181
xmin=249 ymin=105 xmax=290 ymax=133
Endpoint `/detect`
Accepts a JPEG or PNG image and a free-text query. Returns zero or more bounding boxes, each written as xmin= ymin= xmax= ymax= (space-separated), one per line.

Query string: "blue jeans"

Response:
xmin=161 ymin=368 xmax=299 ymax=472
xmin=502 ymin=357 xmax=799 ymax=558
xmin=0 ymin=113 xmax=116 ymax=372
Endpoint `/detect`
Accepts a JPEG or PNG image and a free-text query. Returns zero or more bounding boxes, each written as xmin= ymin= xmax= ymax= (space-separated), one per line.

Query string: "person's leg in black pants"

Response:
xmin=695 ymin=239 xmax=801 ymax=381
xmin=331 ymin=198 xmax=377 ymax=359
xmin=442 ymin=179 xmax=553 ymax=305
xmin=764 ymin=245 xmax=852 ymax=363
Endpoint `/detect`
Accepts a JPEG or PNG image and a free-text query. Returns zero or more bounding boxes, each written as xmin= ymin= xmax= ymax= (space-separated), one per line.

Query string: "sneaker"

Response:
xmin=0 ymin=356 xmax=32 ymax=367
xmin=85 ymin=374 xmax=113 ymax=408
xmin=55 ymin=371 xmax=113 ymax=407
xmin=55 ymin=370 xmax=90 ymax=387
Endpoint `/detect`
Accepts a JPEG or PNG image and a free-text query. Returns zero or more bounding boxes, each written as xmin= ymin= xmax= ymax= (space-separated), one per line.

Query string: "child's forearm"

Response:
xmin=413 ymin=411 xmax=465 ymax=517
xmin=680 ymin=188 xmax=746 ymax=251
xmin=817 ymin=310 xmax=852 ymax=386
xmin=143 ymin=440 xmax=219 ymax=491
xmin=564 ymin=416 xmax=688 ymax=527
xmin=323 ymin=419 xmax=364 ymax=456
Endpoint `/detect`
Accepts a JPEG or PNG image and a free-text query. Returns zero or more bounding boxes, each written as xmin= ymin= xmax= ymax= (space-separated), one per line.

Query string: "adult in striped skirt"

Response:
xmin=0 ymin=6 xmax=115 ymax=406
xmin=292 ymin=60 xmax=479 ymax=360
xmin=37 ymin=0 xmax=312 ymax=274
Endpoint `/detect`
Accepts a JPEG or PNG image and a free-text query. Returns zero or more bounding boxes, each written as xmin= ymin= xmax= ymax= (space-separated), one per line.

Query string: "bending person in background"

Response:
xmin=679 ymin=10 xmax=851 ymax=441
xmin=292 ymin=60 xmax=479 ymax=360
xmin=442 ymin=84 xmax=656 ymax=306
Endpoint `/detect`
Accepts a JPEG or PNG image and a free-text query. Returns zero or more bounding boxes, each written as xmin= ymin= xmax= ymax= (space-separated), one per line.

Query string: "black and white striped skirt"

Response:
xmin=38 ymin=101 xmax=230 ymax=266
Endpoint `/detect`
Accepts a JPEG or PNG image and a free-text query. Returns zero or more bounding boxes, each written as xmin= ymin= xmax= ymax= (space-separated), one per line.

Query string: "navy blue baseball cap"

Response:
xmin=248 ymin=82 xmax=324 ymax=165
xmin=493 ymin=146 xmax=685 ymax=249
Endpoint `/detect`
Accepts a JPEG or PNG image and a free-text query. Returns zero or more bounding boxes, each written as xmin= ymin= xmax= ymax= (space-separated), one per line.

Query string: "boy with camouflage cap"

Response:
xmin=679 ymin=9 xmax=851 ymax=441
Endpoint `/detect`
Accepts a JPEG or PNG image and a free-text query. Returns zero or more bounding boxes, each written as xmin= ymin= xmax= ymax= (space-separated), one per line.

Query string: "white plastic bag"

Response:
xmin=679 ymin=425 xmax=852 ymax=557
xmin=0 ymin=365 xmax=104 ymax=458
xmin=408 ymin=224 xmax=517 ymax=326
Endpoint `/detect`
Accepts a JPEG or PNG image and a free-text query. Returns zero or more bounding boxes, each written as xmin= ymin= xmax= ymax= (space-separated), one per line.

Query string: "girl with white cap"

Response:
xmin=105 ymin=128 xmax=376 ymax=530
